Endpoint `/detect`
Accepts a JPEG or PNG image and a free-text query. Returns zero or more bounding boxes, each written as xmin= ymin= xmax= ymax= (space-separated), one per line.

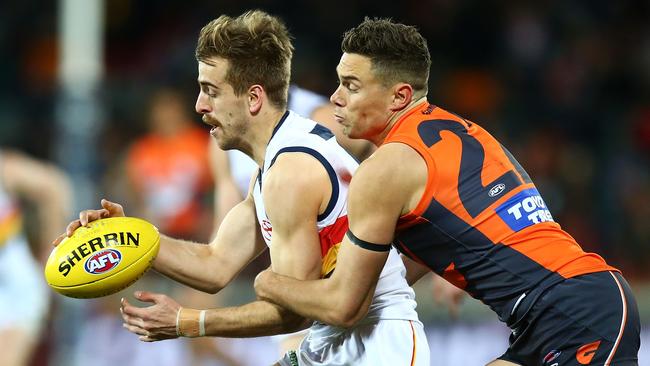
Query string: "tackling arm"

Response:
xmin=255 ymin=144 xmax=426 ymax=327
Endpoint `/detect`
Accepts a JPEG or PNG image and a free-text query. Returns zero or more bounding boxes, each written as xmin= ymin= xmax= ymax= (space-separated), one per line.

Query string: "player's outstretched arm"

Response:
xmin=121 ymin=153 xmax=329 ymax=340
xmin=120 ymin=290 xmax=310 ymax=341
xmin=256 ymin=144 xmax=424 ymax=327
xmin=153 ymin=193 xmax=267 ymax=293
xmin=55 ymin=184 xmax=266 ymax=294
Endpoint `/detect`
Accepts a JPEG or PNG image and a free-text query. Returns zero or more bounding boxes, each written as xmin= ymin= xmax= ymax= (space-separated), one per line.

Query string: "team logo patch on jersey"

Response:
xmin=84 ymin=249 xmax=122 ymax=275
xmin=488 ymin=183 xmax=506 ymax=197
xmin=496 ymin=188 xmax=554 ymax=232
xmin=260 ymin=219 xmax=273 ymax=243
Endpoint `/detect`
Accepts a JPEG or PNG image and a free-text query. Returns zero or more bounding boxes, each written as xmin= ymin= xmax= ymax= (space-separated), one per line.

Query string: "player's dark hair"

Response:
xmin=342 ymin=17 xmax=431 ymax=93
xmin=196 ymin=10 xmax=293 ymax=109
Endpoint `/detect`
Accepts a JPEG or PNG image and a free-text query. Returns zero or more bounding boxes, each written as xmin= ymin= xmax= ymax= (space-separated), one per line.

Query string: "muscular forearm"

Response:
xmin=256 ymin=271 xmax=373 ymax=328
xmin=203 ymin=300 xmax=308 ymax=337
xmin=153 ymin=236 xmax=232 ymax=294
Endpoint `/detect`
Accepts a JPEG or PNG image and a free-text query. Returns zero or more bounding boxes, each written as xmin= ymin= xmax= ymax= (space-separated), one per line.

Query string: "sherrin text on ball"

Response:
xmin=45 ymin=217 xmax=160 ymax=298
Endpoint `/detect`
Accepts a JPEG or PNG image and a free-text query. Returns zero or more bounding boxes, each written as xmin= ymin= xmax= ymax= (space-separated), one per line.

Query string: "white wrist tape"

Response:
xmin=175 ymin=307 xmax=182 ymax=336
xmin=199 ymin=310 xmax=206 ymax=337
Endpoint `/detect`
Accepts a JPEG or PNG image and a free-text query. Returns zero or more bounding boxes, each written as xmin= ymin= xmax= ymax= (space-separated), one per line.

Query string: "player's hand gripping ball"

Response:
xmin=44 ymin=217 xmax=160 ymax=298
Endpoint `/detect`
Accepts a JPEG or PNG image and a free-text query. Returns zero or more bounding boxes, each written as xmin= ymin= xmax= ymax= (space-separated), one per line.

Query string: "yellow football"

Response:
xmin=45 ymin=216 xmax=160 ymax=298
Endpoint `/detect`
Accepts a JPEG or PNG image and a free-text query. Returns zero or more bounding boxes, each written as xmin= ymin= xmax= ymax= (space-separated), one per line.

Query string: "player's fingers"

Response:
xmin=133 ymin=291 xmax=168 ymax=304
xmin=101 ymin=199 xmax=125 ymax=216
xmin=121 ymin=298 xmax=149 ymax=319
xmin=121 ymin=310 xmax=147 ymax=330
xmin=79 ymin=209 xmax=109 ymax=226
xmin=65 ymin=219 xmax=82 ymax=237
xmin=133 ymin=290 xmax=162 ymax=304
xmin=122 ymin=322 xmax=148 ymax=336
xmin=52 ymin=233 xmax=67 ymax=246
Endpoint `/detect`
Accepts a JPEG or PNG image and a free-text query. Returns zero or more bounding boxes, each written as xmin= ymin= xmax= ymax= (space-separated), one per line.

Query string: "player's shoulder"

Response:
xmin=358 ymin=142 xmax=424 ymax=176
xmin=351 ymin=142 xmax=426 ymax=196
xmin=264 ymin=151 xmax=330 ymax=193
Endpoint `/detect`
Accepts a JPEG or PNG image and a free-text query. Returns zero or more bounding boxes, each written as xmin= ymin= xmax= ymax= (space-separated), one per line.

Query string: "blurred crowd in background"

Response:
xmin=0 ymin=0 xmax=648 ymax=365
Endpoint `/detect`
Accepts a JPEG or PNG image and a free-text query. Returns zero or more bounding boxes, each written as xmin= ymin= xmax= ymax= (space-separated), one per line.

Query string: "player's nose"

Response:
xmin=195 ymin=92 xmax=211 ymax=114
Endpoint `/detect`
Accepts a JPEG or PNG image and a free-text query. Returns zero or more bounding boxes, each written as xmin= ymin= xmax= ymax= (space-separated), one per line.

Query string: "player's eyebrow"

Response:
xmin=198 ymin=80 xmax=220 ymax=89
xmin=339 ymin=75 xmax=361 ymax=83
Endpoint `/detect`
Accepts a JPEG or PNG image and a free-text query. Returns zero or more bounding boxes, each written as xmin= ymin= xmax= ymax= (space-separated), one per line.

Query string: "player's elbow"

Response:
xmin=196 ymin=271 xmax=230 ymax=294
xmin=327 ymin=299 xmax=369 ymax=328
xmin=199 ymin=282 xmax=223 ymax=295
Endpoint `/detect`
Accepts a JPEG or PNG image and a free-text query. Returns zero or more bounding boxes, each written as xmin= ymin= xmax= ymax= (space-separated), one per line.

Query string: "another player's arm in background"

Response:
xmin=256 ymin=143 xmax=426 ymax=327
xmin=209 ymin=139 xmax=244 ymax=231
xmin=121 ymin=153 xmax=327 ymax=340
xmin=2 ymin=150 xmax=73 ymax=260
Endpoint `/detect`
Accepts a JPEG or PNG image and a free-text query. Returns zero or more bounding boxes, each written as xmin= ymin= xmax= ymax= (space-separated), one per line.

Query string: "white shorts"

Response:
xmin=279 ymin=319 xmax=430 ymax=366
xmin=0 ymin=237 xmax=50 ymax=336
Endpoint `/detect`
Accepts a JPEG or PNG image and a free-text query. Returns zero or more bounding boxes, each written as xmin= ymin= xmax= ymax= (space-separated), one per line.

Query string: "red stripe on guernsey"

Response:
xmin=409 ymin=320 xmax=417 ymax=366
xmin=318 ymin=216 xmax=349 ymax=258
xmin=605 ymin=271 xmax=628 ymax=366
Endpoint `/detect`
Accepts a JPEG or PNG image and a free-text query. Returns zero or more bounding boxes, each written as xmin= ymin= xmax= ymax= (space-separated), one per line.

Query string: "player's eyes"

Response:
xmin=344 ymin=82 xmax=358 ymax=92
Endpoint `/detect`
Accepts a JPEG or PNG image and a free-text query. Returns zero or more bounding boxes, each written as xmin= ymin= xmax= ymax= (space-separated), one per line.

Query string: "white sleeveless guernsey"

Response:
xmin=227 ymin=85 xmax=328 ymax=195
xmin=252 ymin=112 xmax=429 ymax=366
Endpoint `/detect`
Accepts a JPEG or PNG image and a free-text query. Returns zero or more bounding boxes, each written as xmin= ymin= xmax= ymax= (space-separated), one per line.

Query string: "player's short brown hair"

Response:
xmin=342 ymin=18 xmax=431 ymax=94
xmin=196 ymin=10 xmax=293 ymax=109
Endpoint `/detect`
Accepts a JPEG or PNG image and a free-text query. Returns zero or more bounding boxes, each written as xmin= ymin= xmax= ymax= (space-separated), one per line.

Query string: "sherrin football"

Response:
xmin=45 ymin=216 xmax=160 ymax=298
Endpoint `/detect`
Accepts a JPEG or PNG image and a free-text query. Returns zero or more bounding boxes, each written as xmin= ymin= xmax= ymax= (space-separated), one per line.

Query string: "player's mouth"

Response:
xmin=333 ymin=113 xmax=345 ymax=124
xmin=202 ymin=116 xmax=222 ymax=136
xmin=209 ymin=126 xmax=223 ymax=138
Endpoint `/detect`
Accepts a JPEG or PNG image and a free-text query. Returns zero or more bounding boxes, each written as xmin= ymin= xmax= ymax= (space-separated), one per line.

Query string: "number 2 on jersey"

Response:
xmin=417 ymin=119 xmax=522 ymax=218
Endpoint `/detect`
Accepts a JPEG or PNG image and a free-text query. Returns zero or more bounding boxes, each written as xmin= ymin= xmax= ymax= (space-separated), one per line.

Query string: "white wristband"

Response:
xmin=199 ymin=310 xmax=206 ymax=337
xmin=175 ymin=307 xmax=182 ymax=336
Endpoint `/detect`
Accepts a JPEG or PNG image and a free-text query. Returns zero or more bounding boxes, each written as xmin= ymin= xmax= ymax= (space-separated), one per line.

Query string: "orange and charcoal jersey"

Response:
xmin=126 ymin=126 xmax=212 ymax=238
xmin=384 ymin=101 xmax=617 ymax=323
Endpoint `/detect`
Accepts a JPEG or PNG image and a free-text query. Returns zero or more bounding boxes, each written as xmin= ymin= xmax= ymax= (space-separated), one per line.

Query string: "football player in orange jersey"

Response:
xmin=255 ymin=17 xmax=641 ymax=366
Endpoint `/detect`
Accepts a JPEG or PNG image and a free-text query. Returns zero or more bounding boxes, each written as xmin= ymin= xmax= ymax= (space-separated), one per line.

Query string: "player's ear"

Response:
xmin=390 ymin=83 xmax=413 ymax=111
xmin=248 ymin=84 xmax=264 ymax=114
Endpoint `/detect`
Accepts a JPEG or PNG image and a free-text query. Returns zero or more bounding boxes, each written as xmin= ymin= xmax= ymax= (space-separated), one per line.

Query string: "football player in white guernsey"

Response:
xmin=0 ymin=149 xmax=72 ymax=366
xmin=208 ymin=84 xmax=375 ymax=358
xmin=58 ymin=10 xmax=429 ymax=366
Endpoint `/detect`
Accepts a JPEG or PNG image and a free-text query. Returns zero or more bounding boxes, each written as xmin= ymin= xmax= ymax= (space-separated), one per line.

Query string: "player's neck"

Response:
xmin=247 ymin=107 xmax=288 ymax=167
xmin=372 ymin=96 xmax=428 ymax=146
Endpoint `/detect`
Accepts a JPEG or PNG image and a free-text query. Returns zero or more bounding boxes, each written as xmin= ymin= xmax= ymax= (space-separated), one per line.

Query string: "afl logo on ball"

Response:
xmin=84 ymin=249 xmax=122 ymax=275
